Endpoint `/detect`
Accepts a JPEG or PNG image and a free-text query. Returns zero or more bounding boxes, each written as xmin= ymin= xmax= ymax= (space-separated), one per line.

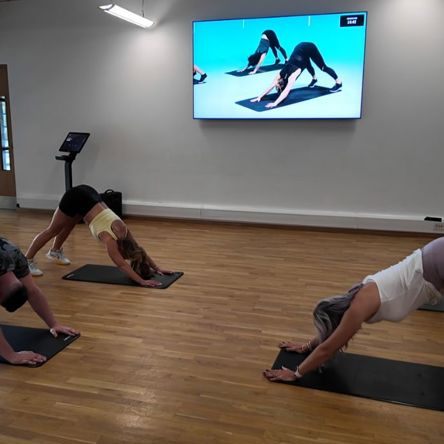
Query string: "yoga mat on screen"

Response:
xmin=0 ymin=324 xmax=79 ymax=367
xmin=63 ymin=264 xmax=183 ymax=289
xmin=237 ymin=86 xmax=334 ymax=111
xmin=271 ymin=349 xmax=444 ymax=411
xmin=226 ymin=63 xmax=285 ymax=76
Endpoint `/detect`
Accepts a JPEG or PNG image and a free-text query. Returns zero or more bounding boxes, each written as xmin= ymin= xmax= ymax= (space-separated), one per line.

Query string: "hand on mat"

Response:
xmin=265 ymin=102 xmax=277 ymax=109
xmin=263 ymin=366 xmax=298 ymax=382
xmin=50 ymin=324 xmax=79 ymax=338
xmin=250 ymin=97 xmax=261 ymax=103
xmin=9 ymin=350 xmax=47 ymax=366
xmin=141 ymin=279 xmax=162 ymax=287
xmin=155 ymin=268 xmax=175 ymax=276
xmin=279 ymin=341 xmax=309 ymax=353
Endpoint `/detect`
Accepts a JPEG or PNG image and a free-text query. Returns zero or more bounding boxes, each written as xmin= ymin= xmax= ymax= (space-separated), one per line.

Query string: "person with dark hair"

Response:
xmin=251 ymin=42 xmax=342 ymax=108
xmin=263 ymin=237 xmax=444 ymax=382
xmin=239 ymin=30 xmax=288 ymax=75
xmin=0 ymin=237 xmax=78 ymax=365
xmin=25 ymin=184 xmax=173 ymax=286
xmin=193 ymin=65 xmax=207 ymax=83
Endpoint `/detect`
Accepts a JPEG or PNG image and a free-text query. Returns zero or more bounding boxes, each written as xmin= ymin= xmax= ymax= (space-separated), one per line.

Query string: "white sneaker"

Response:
xmin=46 ymin=249 xmax=71 ymax=265
xmin=28 ymin=259 xmax=44 ymax=277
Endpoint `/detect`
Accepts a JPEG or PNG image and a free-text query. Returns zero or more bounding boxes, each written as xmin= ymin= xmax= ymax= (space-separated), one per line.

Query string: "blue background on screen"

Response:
xmin=193 ymin=12 xmax=367 ymax=119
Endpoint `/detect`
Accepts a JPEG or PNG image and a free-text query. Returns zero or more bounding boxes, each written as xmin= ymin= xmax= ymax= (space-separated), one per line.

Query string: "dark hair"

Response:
xmin=248 ymin=52 xmax=261 ymax=67
xmin=278 ymin=63 xmax=300 ymax=93
xmin=312 ymin=284 xmax=363 ymax=347
xmin=276 ymin=78 xmax=287 ymax=94
xmin=117 ymin=238 xmax=153 ymax=279
xmin=1 ymin=285 xmax=28 ymax=312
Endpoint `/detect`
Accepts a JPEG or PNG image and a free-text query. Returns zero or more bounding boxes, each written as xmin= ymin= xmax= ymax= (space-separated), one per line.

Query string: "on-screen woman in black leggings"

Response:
xmin=239 ymin=30 xmax=288 ymax=75
xmin=251 ymin=42 xmax=343 ymax=108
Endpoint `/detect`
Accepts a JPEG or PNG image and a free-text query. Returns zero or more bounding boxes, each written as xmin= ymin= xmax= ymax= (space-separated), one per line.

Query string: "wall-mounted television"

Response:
xmin=193 ymin=11 xmax=367 ymax=120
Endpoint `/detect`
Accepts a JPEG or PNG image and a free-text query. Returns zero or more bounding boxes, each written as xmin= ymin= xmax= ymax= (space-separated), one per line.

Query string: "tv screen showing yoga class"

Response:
xmin=193 ymin=11 xmax=367 ymax=120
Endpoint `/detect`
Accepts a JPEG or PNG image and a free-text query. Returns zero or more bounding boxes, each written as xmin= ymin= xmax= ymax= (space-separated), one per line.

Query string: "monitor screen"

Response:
xmin=193 ymin=11 xmax=367 ymax=120
xmin=59 ymin=132 xmax=90 ymax=153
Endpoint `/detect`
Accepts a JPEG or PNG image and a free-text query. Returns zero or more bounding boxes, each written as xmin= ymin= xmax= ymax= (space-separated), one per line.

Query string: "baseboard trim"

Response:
xmin=0 ymin=196 xmax=17 ymax=209
xmin=16 ymin=197 xmax=444 ymax=234
xmin=122 ymin=202 xmax=443 ymax=234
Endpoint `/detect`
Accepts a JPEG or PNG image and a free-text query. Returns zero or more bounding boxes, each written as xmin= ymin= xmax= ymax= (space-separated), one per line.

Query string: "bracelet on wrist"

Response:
xmin=302 ymin=340 xmax=312 ymax=352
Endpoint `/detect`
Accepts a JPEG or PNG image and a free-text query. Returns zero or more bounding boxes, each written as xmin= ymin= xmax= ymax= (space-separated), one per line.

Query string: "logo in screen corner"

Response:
xmin=340 ymin=14 xmax=365 ymax=27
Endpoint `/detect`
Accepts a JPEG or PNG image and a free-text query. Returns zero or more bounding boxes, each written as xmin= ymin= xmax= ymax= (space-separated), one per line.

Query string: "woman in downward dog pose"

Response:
xmin=25 ymin=184 xmax=173 ymax=287
xmin=252 ymin=42 xmax=342 ymax=108
xmin=239 ymin=30 xmax=288 ymax=75
xmin=264 ymin=238 xmax=444 ymax=381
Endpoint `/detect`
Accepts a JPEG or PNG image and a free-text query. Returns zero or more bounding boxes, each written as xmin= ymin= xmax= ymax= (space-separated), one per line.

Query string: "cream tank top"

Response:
xmin=88 ymin=208 xmax=121 ymax=240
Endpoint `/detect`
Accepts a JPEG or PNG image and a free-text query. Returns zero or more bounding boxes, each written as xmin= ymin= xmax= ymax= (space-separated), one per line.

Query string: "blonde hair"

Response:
xmin=117 ymin=238 xmax=153 ymax=279
xmin=313 ymin=283 xmax=363 ymax=349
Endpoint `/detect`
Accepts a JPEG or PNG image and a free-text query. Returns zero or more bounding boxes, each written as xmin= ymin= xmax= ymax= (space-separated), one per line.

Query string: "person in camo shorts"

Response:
xmin=0 ymin=236 xmax=78 ymax=365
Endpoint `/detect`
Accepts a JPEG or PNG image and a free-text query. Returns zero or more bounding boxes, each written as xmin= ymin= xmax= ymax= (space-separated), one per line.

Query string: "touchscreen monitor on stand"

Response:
xmin=55 ymin=132 xmax=90 ymax=191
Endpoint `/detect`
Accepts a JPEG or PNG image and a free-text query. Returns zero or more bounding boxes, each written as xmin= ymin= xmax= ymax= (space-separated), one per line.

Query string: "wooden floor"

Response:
xmin=0 ymin=209 xmax=443 ymax=444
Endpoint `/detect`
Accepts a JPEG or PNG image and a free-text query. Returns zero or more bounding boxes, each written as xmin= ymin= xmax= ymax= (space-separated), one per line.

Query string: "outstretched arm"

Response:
xmin=251 ymin=73 xmax=280 ymax=103
xmin=279 ymin=336 xmax=321 ymax=353
xmin=22 ymin=274 xmax=79 ymax=337
xmin=266 ymin=69 xmax=301 ymax=108
xmin=250 ymin=53 xmax=266 ymax=74
xmin=264 ymin=283 xmax=380 ymax=381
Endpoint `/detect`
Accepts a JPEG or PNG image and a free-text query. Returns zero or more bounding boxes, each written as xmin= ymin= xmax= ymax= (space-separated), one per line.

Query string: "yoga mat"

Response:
xmin=271 ymin=349 xmax=444 ymax=411
xmin=63 ymin=264 xmax=183 ymax=289
xmin=237 ymin=86 xmax=334 ymax=111
xmin=419 ymin=298 xmax=444 ymax=312
xmin=0 ymin=324 xmax=79 ymax=367
xmin=226 ymin=63 xmax=285 ymax=77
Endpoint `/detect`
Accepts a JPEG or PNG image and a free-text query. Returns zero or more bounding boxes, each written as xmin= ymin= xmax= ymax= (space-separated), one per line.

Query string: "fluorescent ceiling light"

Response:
xmin=99 ymin=4 xmax=154 ymax=28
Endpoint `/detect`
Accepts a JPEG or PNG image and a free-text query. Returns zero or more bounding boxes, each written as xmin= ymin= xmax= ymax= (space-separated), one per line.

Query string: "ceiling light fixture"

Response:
xmin=99 ymin=3 xmax=154 ymax=29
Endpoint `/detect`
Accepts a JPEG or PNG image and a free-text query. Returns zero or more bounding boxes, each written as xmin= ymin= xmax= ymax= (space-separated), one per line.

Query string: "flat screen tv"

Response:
xmin=193 ymin=11 xmax=367 ymax=120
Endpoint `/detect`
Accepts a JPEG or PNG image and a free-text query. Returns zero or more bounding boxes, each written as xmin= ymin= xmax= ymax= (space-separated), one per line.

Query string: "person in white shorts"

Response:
xmin=264 ymin=238 xmax=444 ymax=382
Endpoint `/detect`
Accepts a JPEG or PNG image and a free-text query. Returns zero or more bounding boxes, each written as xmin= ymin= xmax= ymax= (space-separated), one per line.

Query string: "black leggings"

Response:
xmin=289 ymin=42 xmax=338 ymax=80
xmin=263 ymin=30 xmax=287 ymax=60
xmin=270 ymin=44 xmax=287 ymax=60
xmin=58 ymin=184 xmax=102 ymax=218
xmin=305 ymin=43 xmax=337 ymax=79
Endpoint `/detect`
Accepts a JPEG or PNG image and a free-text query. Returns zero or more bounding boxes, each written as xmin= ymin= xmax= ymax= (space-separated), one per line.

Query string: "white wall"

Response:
xmin=1 ymin=0 xmax=443 ymax=232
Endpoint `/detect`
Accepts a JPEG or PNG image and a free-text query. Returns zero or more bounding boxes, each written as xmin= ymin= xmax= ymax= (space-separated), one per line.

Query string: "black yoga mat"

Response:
xmin=0 ymin=324 xmax=79 ymax=367
xmin=237 ymin=86 xmax=334 ymax=112
xmin=419 ymin=298 xmax=444 ymax=312
xmin=271 ymin=349 xmax=444 ymax=411
xmin=63 ymin=264 xmax=183 ymax=289
xmin=226 ymin=63 xmax=285 ymax=77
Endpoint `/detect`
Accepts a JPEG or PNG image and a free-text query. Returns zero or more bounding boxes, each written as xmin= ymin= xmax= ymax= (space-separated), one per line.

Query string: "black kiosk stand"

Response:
xmin=55 ymin=132 xmax=90 ymax=191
